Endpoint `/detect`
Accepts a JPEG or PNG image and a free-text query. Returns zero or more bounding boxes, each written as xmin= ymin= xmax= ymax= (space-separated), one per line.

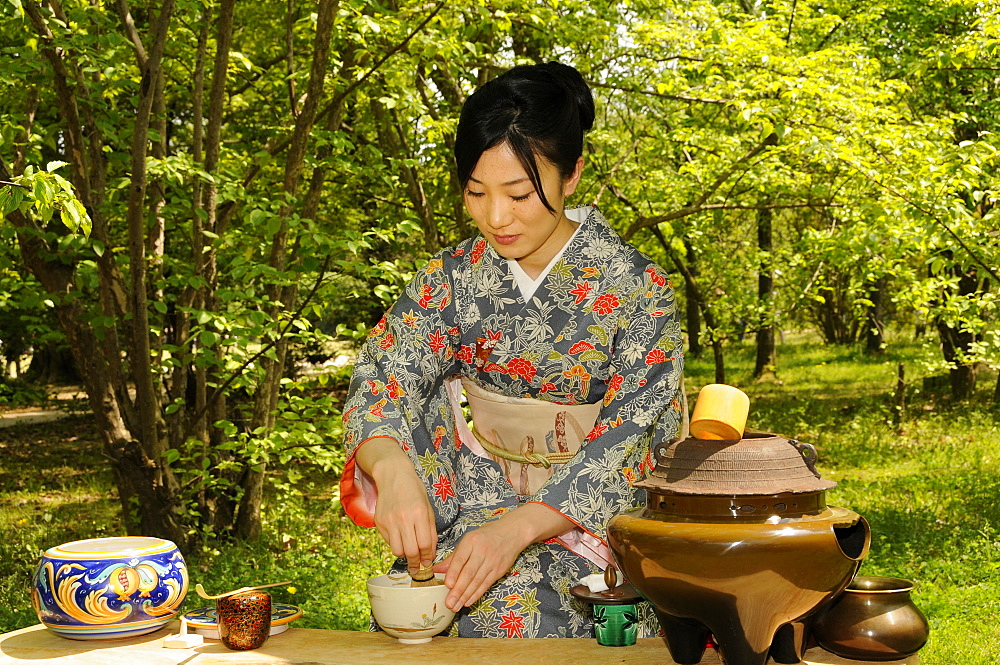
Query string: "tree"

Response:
xmin=0 ymin=0 xmax=444 ymax=543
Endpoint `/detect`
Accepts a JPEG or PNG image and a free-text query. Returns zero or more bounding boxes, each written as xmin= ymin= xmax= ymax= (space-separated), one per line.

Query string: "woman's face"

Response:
xmin=464 ymin=142 xmax=583 ymax=278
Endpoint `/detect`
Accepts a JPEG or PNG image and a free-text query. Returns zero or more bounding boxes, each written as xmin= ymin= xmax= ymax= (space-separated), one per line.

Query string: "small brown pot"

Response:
xmin=812 ymin=576 xmax=929 ymax=661
xmin=217 ymin=590 xmax=272 ymax=651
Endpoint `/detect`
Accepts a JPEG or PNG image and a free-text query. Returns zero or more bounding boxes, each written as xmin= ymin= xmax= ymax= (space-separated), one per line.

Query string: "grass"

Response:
xmin=2 ymin=331 xmax=998 ymax=663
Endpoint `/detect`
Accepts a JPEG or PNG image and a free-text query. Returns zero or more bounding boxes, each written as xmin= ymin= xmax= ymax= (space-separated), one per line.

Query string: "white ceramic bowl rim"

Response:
xmin=367 ymin=572 xmax=447 ymax=589
xmin=47 ymin=536 xmax=175 ymax=557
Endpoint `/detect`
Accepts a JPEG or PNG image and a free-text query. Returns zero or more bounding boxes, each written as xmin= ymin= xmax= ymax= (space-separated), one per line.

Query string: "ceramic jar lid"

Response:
xmin=637 ymin=431 xmax=837 ymax=496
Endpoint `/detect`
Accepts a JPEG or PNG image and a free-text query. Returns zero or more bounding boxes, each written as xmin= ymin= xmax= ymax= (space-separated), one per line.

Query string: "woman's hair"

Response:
xmin=455 ymin=61 xmax=595 ymax=212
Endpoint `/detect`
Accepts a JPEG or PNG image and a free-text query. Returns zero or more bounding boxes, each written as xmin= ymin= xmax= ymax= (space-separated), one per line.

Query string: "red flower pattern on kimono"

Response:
xmin=417 ymin=284 xmax=434 ymax=309
xmin=608 ymin=374 xmax=625 ymax=392
xmin=386 ymin=375 xmax=404 ymax=399
xmin=458 ymin=345 xmax=474 ymax=364
xmin=368 ymin=316 xmax=387 ymax=338
xmin=585 ymin=420 xmax=609 ymax=442
xmin=369 ymin=399 xmax=387 ymax=419
xmin=470 ymin=239 xmax=488 ymax=264
xmin=433 ymin=473 xmax=456 ymax=502
xmin=570 ymin=282 xmax=592 ymax=305
xmin=339 ymin=206 xmax=683 ymax=639
xmin=431 ymin=425 xmax=448 ymax=451
xmin=506 ymin=357 xmax=537 ymax=382
xmin=645 ymin=349 xmax=667 ymax=365
xmin=428 ymin=329 xmax=446 ymax=353
xmin=498 ymin=610 xmax=525 ymax=638
xmin=592 ymin=293 xmax=620 ymax=315
xmin=645 ymin=267 xmax=667 ymax=287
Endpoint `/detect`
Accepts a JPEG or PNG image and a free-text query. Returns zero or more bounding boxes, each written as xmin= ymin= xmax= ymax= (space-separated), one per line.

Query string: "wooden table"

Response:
xmin=0 ymin=623 xmax=917 ymax=665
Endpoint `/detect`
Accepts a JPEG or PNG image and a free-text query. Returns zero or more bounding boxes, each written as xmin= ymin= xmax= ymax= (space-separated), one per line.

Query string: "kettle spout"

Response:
xmin=834 ymin=515 xmax=871 ymax=561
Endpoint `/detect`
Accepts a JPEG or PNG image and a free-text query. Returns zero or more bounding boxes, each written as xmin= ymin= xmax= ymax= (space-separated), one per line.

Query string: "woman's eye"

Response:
xmin=465 ymin=189 xmax=485 ymax=198
xmin=512 ymin=192 xmax=534 ymax=202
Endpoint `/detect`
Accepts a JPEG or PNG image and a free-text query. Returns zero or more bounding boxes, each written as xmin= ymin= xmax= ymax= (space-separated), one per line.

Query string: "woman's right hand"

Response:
xmin=356 ymin=437 xmax=438 ymax=573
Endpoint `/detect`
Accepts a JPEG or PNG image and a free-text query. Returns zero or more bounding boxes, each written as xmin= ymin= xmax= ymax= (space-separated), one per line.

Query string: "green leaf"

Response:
xmin=0 ymin=186 xmax=23 ymax=215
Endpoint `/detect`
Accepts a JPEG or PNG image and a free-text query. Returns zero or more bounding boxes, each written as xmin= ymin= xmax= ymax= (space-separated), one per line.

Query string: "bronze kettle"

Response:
xmin=608 ymin=432 xmax=870 ymax=665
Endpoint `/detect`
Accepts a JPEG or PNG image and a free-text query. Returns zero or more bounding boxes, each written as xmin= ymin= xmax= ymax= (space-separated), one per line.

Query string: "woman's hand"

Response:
xmin=435 ymin=502 xmax=575 ymax=611
xmin=434 ymin=519 xmax=523 ymax=611
xmin=356 ymin=437 xmax=437 ymax=573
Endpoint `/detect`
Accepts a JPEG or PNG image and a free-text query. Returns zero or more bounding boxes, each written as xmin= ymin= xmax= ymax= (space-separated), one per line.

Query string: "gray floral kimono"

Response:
xmin=340 ymin=205 xmax=683 ymax=637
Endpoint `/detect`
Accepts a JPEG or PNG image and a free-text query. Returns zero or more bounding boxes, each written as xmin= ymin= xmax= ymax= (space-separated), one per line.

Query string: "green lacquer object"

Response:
xmin=592 ymin=602 xmax=640 ymax=646
xmin=570 ymin=566 xmax=643 ymax=647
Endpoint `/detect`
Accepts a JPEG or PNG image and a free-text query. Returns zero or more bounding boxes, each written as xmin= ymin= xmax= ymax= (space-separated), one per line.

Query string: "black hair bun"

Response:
xmin=540 ymin=61 xmax=595 ymax=133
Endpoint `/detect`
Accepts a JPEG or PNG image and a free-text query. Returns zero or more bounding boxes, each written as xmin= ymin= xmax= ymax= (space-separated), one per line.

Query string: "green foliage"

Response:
xmin=1 ymin=0 xmax=997 ymax=542
xmin=0 ymin=379 xmax=47 ymax=408
xmin=0 ymin=412 xmax=390 ymax=636
xmin=0 ymin=164 xmax=91 ymax=235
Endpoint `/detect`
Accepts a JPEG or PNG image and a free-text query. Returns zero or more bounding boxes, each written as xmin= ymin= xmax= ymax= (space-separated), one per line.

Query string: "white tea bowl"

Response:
xmin=367 ymin=573 xmax=455 ymax=644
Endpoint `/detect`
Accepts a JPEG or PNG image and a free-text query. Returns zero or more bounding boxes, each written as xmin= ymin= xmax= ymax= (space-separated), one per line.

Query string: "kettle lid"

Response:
xmin=637 ymin=431 xmax=837 ymax=496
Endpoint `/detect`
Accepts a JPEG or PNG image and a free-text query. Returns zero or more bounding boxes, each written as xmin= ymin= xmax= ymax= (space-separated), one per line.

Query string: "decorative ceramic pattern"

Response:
xmin=392 ymin=603 xmax=449 ymax=632
xmin=31 ymin=537 xmax=188 ymax=640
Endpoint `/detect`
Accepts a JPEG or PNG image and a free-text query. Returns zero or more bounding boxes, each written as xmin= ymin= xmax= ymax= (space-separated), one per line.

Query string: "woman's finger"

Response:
xmin=414 ymin=513 xmax=438 ymax=568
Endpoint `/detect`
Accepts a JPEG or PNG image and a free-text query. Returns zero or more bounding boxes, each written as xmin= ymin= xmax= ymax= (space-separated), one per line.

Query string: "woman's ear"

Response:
xmin=562 ymin=157 xmax=585 ymax=197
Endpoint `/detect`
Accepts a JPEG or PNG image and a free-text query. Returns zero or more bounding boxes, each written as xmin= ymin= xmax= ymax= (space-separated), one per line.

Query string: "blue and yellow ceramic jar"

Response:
xmin=31 ymin=536 xmax=189 ymax=640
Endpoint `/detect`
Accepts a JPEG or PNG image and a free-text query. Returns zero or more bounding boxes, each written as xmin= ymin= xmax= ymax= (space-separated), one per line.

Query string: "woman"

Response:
xmin=340 ymin=61 xmax=684 ymax=638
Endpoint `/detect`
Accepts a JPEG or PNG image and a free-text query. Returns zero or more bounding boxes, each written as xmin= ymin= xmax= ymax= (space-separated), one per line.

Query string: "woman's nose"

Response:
xmin=486 ymin=197 xmax=513 ymax=230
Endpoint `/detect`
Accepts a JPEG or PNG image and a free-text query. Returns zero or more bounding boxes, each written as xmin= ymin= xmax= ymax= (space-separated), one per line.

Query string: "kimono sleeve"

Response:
xmin=339 ymin=254 xmax=461 ymax=527
xmin=528 ymin=271 xmax=683 ymax=550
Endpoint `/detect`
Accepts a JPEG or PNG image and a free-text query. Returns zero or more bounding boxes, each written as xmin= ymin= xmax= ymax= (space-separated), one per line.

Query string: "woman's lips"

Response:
xmin=492 ymin=233 xmax=520 ymax=246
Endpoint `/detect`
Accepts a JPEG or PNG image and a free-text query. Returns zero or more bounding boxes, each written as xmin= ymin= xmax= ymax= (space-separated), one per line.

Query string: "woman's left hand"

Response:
xmin=434 ymin=502 xmax=575 ymax=611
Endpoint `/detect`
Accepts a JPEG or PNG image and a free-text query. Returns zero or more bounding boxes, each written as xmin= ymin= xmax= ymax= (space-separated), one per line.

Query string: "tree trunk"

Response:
xmin=683 ymin=240 xmax=703 ymax=358
xmin=936 ymin=319 xmax=978 ymax=400
xmin=651 ymin=227 xmax=725 ymax=383
xmin=13 ymin=217 xmax=186 ymax=543
xmin=236 ymin=0 xmax=339 ymax=540
xmin=753 ymin=208 xmax=777 ymax=379
xmin=864 ymin=276 xmax=888 ymax=355
xmin=371 ymin=95 xmax=441 ymax=253
xmin=15 ymin=1 xmax=186 ymax=544
xmin=932 ymin=263 xmax=982 ymax=400
xmin=25 ymin=341 xmax=79 ymax=385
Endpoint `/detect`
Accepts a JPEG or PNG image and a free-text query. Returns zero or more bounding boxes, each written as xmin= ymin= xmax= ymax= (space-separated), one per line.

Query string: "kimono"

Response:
xmin=340 ymin=205 xmax=684 ymax=638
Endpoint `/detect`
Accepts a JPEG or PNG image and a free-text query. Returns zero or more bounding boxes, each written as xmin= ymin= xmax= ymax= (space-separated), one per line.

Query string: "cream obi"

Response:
xmin=447 ymin=377 xmax=602 ymax=496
